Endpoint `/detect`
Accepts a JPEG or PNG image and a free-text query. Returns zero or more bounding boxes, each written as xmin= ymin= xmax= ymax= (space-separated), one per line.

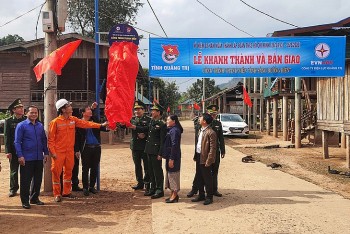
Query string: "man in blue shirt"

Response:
xmin=14 ymin=105 xmax=49 ymax=209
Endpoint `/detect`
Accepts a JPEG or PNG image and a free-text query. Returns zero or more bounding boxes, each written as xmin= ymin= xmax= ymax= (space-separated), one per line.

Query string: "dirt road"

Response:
xmin=1 ymin=120 xmax=350 ymax=233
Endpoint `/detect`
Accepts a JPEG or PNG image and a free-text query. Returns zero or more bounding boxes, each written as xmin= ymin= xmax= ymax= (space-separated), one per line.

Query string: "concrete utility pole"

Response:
xmin=295 ymin=77 xmax=302 ymax=148
xmin=43 ymin=0 xmax=58 ymax=192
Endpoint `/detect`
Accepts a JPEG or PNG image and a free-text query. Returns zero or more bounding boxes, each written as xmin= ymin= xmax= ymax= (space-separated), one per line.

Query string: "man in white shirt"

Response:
xmin=191 ymin=113 xmax=217 ymax=205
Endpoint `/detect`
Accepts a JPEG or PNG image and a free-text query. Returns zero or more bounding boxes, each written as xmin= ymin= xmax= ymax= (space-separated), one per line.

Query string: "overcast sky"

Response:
xmin=0 ymin=0 xmax=348 ymax=91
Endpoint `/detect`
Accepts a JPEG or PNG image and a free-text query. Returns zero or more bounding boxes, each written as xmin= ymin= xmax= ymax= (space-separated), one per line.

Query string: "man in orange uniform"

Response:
xmin=48 ymin=99 xmax=108 ymax=202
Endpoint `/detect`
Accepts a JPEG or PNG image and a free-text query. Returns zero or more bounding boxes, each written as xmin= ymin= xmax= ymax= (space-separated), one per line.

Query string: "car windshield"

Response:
xmin=221 ymin=114 xmax=244 ymax=122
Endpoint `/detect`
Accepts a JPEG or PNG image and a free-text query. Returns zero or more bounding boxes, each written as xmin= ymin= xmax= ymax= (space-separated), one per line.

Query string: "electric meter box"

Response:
xmin=42 ymin=11 xmax=54 ymax=32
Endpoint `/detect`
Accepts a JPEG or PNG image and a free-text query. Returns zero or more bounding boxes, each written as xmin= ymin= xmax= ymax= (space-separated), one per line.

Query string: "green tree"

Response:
xmin=67 ymin=0 xmax=143 ymax=37
xmin=185 ymin=78 xmax=221 ymax=102
xmin=163 ymin=81 xmax=181 ymax=113
xmin=0 ymin=34 xmax=24 ymax=46
xmin=136 ymin=71 xmax=181 ymax=113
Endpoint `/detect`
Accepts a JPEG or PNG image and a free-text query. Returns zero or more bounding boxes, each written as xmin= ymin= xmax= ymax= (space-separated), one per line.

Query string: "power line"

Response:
xmin=84 ymin=4 xmax=165 ymax=38
xmin=146 ymin=0 xmax=168 ymax=37
xmin=239 ymin=0 xmax=299 ymax=28
xmin=196 ymin=0 xmax=254 ymax=37
xmin=0 ymin=2 xmax=46 ymax=28
xmin=36 ymin=1 xmax=47 ymax=40
xmin=176 ymin=78 xmax=196 ymax=86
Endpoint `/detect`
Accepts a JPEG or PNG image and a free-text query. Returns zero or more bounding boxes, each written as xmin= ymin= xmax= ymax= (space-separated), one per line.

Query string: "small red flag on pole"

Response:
xmin=33 ymin=39 xmax=82 ymax=81
xmin=242 ymin=86 xmax=253 ymax=107
xmin=193 ymin=102 xmax=200 ymax=110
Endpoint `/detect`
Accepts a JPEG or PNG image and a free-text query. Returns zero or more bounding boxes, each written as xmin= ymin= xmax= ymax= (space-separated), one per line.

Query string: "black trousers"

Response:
xmin=20 ymin=160 xmax=43 ymax=204
xmin=211 ymin=153 xmax=221 ymax=193
xmin=81 ymin=146 xmax=101 ymax=189
xmin=147 ymin=154 xmax=164 ymax=194
xmin=9 ymin=152 xmax=20 ymax=193
xmin=72 ymin=154 xmax=80 ymax=187
xmin=191 ymin=152 xmax=220 ymax=193
xmin=195 ymin=154 xmax=213 ymax=199
xmin=132 ymin=150 xmax=149 ymax=185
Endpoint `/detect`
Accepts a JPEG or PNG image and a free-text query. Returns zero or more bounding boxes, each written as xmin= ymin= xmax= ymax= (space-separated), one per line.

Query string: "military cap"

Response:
xmin=206 ymin=104 xmax=219 ymax=114
xmin=134 ymin=100 xmax=145 ymax=109
xmin=150 ymin=102 xmax=164 ymax=112
xmin=8 ymin=98 xmax=24 ymax=111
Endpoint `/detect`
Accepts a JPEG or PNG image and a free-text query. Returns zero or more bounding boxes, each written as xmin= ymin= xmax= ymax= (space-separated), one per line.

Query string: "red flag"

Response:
xmin=105 ymin=42 xmax=139 ymax=130
xmin=243 ymin=86 xmax=253 ymax=107
xmin=33 ymin=39 xmax=82 ymax=81
xmin=167 ymin=106 xmax=170 ymax=113
xmin=193 ymin=102 xmax=200 ymax=110
xmin=178 ymin=105 xmax=182 ymax=110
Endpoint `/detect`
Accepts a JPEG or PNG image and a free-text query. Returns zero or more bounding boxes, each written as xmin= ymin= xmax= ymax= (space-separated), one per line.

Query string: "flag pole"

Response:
xmin=94 ymin=0 xmax=101 ymax=191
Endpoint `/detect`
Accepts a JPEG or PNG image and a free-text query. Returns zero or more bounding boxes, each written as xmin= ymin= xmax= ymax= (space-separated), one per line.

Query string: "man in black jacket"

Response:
xmin=74 ymin=102 xmax=108 ymax=196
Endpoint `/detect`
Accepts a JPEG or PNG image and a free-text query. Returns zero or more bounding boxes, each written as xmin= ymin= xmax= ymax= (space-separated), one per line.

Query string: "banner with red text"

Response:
xmin=149 ymin=37 xmax=346 ymax=78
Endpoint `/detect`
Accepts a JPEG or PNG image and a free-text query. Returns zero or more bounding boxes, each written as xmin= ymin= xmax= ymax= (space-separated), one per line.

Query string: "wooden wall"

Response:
xmin=343 ymin=64 xmax=350 ymax=132
xmin=0 ymin=53 xmax=31 ymax=110
xmin=317 ymin=62 xmax=349 ymax=132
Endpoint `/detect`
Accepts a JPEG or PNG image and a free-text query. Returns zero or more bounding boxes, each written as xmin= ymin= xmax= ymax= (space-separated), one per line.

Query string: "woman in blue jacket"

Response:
xmin=162 ymin=115 xmax=183 ymax=203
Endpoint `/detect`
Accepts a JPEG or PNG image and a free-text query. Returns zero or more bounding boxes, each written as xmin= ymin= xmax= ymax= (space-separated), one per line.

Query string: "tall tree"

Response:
xmin=136 ymin=71 xmax=181 ymax=112
xmin=67 ymin=0 xmax=143 ymax=37
xmin=0 ymin=34 xmax=24 ymax=46
xmin=186 ymin=78 xmax=221 ymax=102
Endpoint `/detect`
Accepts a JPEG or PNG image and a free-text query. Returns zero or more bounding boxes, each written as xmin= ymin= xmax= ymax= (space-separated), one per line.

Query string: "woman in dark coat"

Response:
xmin=162 ymin=115 xmax=183 ymax=203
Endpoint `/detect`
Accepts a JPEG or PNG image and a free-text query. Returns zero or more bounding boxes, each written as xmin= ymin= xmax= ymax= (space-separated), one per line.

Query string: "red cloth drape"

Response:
xmin=105 ymin=42 xmax=139 ymax=130
xmin=33 ymin=40 xmax=82 ymax=81
xmin=243 ymin=86 xmax=253 ymax=107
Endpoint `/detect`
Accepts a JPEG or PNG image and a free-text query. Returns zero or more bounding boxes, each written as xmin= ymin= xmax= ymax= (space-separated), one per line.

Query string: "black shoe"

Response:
xmin=89 ymin=187 xmax=98 ymax=194
xmin=165 ymin=195 xmax=179 ymax=203
xmin=203 ymin=198 xmax=213 ymax=205
xmin=151 ymin=191 xmax=164 ymax=199
xmin=72 ymin=186 xmax=83 ymax=192
xmin=22 ymin=203 xmax=31 ymax=209
xmin=131 ymin=184 xmax=144 ymax=190
xmin=8 ymin=191 xmax=16 ymax=197
xmin=62 ymin=193 xmax=77 ymax=199
xmin=144 ymin=190 xmax=155 ymax=196
xmin=213 ymin=191 xmax=223 ymax=197
xmin=191 ymin=196 xmax=205 ymax=202
xmin=30 ymin=200 xmax=45 ymax=205
xmin=83 ymin=189 xmax=89 ymax=196
xmin=186 ymin=190 xmax=197 ymax=198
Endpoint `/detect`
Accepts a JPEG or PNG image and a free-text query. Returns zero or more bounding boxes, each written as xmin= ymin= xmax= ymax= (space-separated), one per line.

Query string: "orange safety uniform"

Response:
xmin=48 ymin=115 xmax=102 ymax=197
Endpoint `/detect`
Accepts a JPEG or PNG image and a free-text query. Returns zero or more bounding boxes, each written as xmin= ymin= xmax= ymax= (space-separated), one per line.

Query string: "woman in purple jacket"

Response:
xmin=162 ymin=115 xmax=183 ymax=203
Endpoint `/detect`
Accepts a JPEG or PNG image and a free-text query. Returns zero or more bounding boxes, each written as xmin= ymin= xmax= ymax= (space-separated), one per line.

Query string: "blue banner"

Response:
xmin=149 ymin=37 xmax=346 ymax=78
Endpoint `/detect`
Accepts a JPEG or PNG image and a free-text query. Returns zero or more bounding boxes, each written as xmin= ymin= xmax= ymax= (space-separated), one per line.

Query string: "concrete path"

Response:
xmin=152 ymin=121 xmax=350 ymax=234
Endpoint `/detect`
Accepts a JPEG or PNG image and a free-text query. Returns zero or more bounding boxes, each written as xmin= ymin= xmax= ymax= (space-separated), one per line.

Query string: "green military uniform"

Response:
xmin=4 ymin=98 xmax=26 ymax=195
xmin=207 ymin=105 xmax=225 ymax=195
xmin=130 ymin=101 xmax=151 ymax=189
xmin=144 ymin=103 xmax=166 ymax=198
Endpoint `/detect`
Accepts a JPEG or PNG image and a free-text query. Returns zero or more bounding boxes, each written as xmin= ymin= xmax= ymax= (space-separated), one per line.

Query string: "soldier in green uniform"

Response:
xmin=207 ymin=105 xmax=226 ymax=197
xmin=4 ymin=98 xmax=26 ymax=197
xmin=187 ymin=105 xmax=225 ymax=198
xmin=144 ymin=102 xmax=167 ymax=199
xmin=127 ymin=101 xmax=151 ymax=190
